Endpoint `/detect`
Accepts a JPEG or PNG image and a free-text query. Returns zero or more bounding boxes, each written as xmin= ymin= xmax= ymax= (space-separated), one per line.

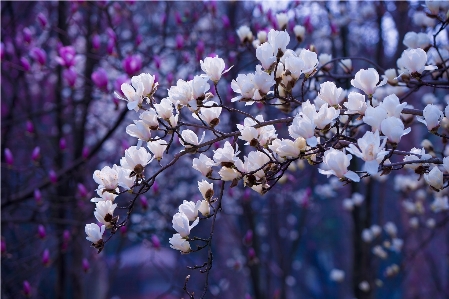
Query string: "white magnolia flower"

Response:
xmin=381 ymin=117 xmax=411 ymax=144
xmin=231 ymin=73 xmax=256 ymax=103
xmin=94 ymin=200 xmax=117 ymax=228
xmin=194 ymin=101 xmax=222 ymax=127
xmin=179 ymin=200 xmax=200 ymax=221
xmin=383 ymin=69 xmax=398 ymax=85
xmin=244 ymin=151 xmax=270 ymax=180
xmin=256 ymin=42 xmax=276 ymax=70
xmin=379 ymin=94 xmax=407 ymax=118
xmin=424 ymin=166 xmax=444 ymax=190
xmin=120 ymin=146 xmax=152 ymax=174
xmin=330 ymin=269 xmax=345 ymax=282
xmin=340 ymin=59 xmax=352 ymax=73
xmin=119 ymin=81 xmax=144 ymax=111
xmin=417 ymin=104 xmax=443 ymax=130
xmin=198 ymin=200 xmax=210 ymax=216
xmin=317 ymin=81 xmax=346 ymax=106
xmin=347 ymin=130 xmax=388 ymax=175
xmin=363 ymin=105 xmax=388 ymax=132
xmin=191 ymin=75 xmax=210 ymax=100
xmin=126 ymin=120 xmax=152 ymax=142
xmin=168 ymin=79 xmax=193 ymax=106
xmin=147 ymin=139 xmax=167 ymax=161
xmin=218 ymin=165 xmax=242 ymax=181
xmin=253 ymin=65 xmax=275 ymax=100
xmin=403 ymin=147 xmax=432 ymax=170
xmin=270 ymin=138 xmax=306 ymax=159
xmin=200 ymin=55 xmax=230 ymax=83
xmin=293 ymin=25 xmax=305 ymax=42
xmin=314 ymin=103 xmax=340 ymax=129
xmin=319 ymin=53 xmax=332 ymax=71
xmin=154 ymin=97 xmax=174 ymax=120
xmin=132 ymin=73 xmax=158 ymax=97
xmin=213 ymin=141 xmax=240 ymax=166
xmin=403 ymin=32 xmax=431 ymax=50
xmin=298 ymin=49 xmax=319 ymax=77
xmin=288 ymin=113 xmax=317 ymax=147
xmin=344 ymin=92 xmax=367 ymax=114
xmin=400 ymin=48 xmax=437 ymax=75
xmin=257 ymin=31 xmax=267 ymax=43
xmin=443 ymin=156 xmax=449 ymax=173
xmin=116 ymin=165 xmax=134 ymax=190
xmin=90 ymin=188 xmax=118 ymax=203
xmin=384 ymin=222 xmax=397 ymax=237
xmin=85 ymin=223 xmax=105 ymax=244
xmin=93 ymin=166 xmax=119 ymax=191
xmin=236 ymin=25 xmax=253 ymax=43
xmin=362 ymin=229 xmax=373 ymax=242
xmin=169 ymin=233 xmax=191 ymax=253
xmin=139 ymin=109 xmax=159 ymax=130
xmin=425 ymin=0 xmax=441 ymax=15
xmin=276 ymin=13 xmax=289 ymax=29
xmin=318 ymin=149 xmax=360 ymax=182
xmin=351 ymin=68 xmax=387 ymax=96
xmin=237 ymin=115 xmax=276 ymax=146
xmin=267 ymin=29 xmax=290 ymax=55
xmin=192 ymin=154 xmax=215 ymax=177
xmin=172 ymin=212 xmax=199 ymax=238
xmin=285 ymin=55 xmax=305 ymax=80
xmin=198 ymin=180 xmax=214 ymax=201
xmin=180 ymin=130 xmax=204 ymax=148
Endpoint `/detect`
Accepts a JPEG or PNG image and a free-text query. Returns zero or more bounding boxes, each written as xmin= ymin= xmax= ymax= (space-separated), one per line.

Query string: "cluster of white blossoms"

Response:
xmin=86 ymin=18 xmax=449 ymax=256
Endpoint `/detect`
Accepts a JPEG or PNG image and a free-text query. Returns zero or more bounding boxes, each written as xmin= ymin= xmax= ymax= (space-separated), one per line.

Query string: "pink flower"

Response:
xmin=56 ymin=46 xmax=76 ymax=67
xmin=91 ymin=68 xmax=108 ymax=90
xmin=122 ymin=54 xmax=142 ymax=76
xmin=30 ymin=48 xmax=46 ymax=65
xmin=63 ymin=67 xmax=77 ymax=87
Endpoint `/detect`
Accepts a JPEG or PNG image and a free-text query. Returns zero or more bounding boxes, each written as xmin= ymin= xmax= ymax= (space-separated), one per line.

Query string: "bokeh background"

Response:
xmin=2 ymin=1 xmax=449 ymax=299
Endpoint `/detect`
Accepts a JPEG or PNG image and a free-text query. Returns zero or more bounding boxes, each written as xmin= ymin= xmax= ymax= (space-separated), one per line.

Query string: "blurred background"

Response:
xmin=1 ymin=1 xmax=449 ymax=299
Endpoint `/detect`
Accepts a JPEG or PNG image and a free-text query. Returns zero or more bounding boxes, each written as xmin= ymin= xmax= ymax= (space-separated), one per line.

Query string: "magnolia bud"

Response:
xmin=37 ymin=225 xmax=46 ymax=239
xmin=82 ymin=258 xmax=90 ymax=273
xmin=4 ymin=148 xmax=13 ymax=166
xmin=23 ymin=281 xmax=31 ymax=297
xmin=42 ymin=249 xmax=50 ymax=266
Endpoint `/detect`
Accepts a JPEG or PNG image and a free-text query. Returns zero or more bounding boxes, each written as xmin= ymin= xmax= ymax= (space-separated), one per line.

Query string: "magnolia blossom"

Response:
xmin=85 ymin=223 xmax=105 ymax=244
xmin=319 ymin=53 xmax=332 ymax=71
xmin=120 ymin=146 xmax=152 ymax=174
xmin=417 ymin=104 xmax=443 ymax=130
xmin=351 ymin=68 xmax=386 ymax=96
xmin=126 ymin=120 xmax=151 ymax=142
xmin=344 ymin=92 xmax=367 ymax=114
xmin=218 ymin=165 xmax=242 ymax=181
xmin=139 ymin=109 xmax=159 ymax=130
xmin=192 ymin=154 xmax=215 ymax=177
xmin=267 ymin=29 xmax=290 ymax=54
xmin=93 ymin=166 xmax=119 ymax=191
xmin=119 ymin=81 xmax=144 ymax=111
xmin=317 ymin=81 xmax=346 ymax=106
xmin=383 ymin=68 xmax=398 ymax=85
xmin=424 ymin=166 xmax=444 ymax=190
xmin=180 ymin=130 xmax=204 ymax=148
xmin=154 ymin=97 xmax=174 ymax=120
xmin=403 ymin=147 xmax=432 ymax=170
xmin=270 ymin=137 xmax=306 ymax=159
xmin=244 ymin=151 xmax=271 ymax=180
xmin=231 ymin=73 xmax=256 ymax=102
xmin=347 ymin=131 xmax=388 ymax=175
xmin=288 ymin=113 xmax=317 ymax=147
xmin=213 ymin=141 xmax=240 ymax=166
xmin=116 ymin=165 xmax=135 ymax=190
xmin=400 ymin=48 xmax=437 ymax=75
xmin=179 ymin=200 xmax=199 ymax=221
xmin=363 ymin=105 xmax=387 ymax=132
xmin=200 ymin=55 xmax=230 ymax=83
xmin=132 ymin=73 xmax=158 ymax=97
xmin=403 ymin=32 xmax=431 ymax=50
xmin=256 ymin=42 xmax=276 ymax=70
xmin=380 ymin=117 xmax=411 ymax=144
xmin=236 ymin=25 xmax=253 ymax=43
xmin=253 ymin=65 xmax=275 ymax=101
xmin=237 ymin=115 xmax=276 ymax=146
xmin=168 ymin=79 xmax=193 ymax=106
xmin=194 ymin=101 xmax=222 ymax=127
xmin=169 ymin=233 xmax=191 ymax=253
xmin=198 ymin=200 xmax=211 ymax=216
xmin=90 ymin=188 xmax=118 ymax=203
xmin=172 ymin=212 xmax=199 ymax=238
xmin=293 ymin=25 xmax=305 ymax=42
xmin=94 ymin=200 xmax=117 ymax=228
xmin=340 ymin=59 xmax=352 ymax=73
xmin=443 ymin=156 xmax=449 ymax=173
xmin=198 ymin=180 xmax=214 ymax=201
xmin=276 ymin=13 xmax=289 ymax=29
xmin=379 ymin=94 xmax=407 ymax=118
xmin=314 ymin=103 xmax=340 ymax=129
xmin=318 ymin=149 xmax=360 ymax=182
xmin=147 ymin=139 xmax=168 ymax=161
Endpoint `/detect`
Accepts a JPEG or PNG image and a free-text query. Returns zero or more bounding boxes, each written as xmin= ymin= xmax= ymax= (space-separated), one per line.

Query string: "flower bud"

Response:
xmin=59 ymin=138 xmax=67 ymax=150
xmin=140 ymin=195 xmax=148 ymax=210
xmin=23 ymin=280 xmax=31 ymax=297
xmin=37 ymin=225 xmax=46 ymax=239
xmin=26 ymin=120 xmax=34 ymax=134
xmin=4 ymin=148 xmax=13 ymax=166
xmin=49 ymin=170 xmax=57 ymax=184
xmin=34 ymin=189 xmax=42 ymax=205
xmin=151 ymin=235 xmax=161 ymax=249
xmin=42 ymin=249 xmax=50 ymax=266
xmin=31 ymin=147 xmax=40 ymax=163
xmin=20 ymin=57 xmax=30 ymax=71
xmin=82 ymin=258 xmax=90 ymax=273
xmin=91 ymin=68 xmax=108 ymax=90
xmin=77 ymin=183 xmax=88 ymax=198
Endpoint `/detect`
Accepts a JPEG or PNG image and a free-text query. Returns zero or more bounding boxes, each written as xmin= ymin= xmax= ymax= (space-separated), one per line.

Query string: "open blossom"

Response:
xmin=256 ymin=42 xmax=276 ymax=70
xmin=180 ymin=130 xmax=204 ymax=148
xmin=417 ymin=104 xmax=443 ymax=130
xmin=94 ymin=200 xmax=117 ymax=228
xmin=319 ymin=53 xmax=332 ymax=71
xmin=424 ymin=166 xmax=444 ymax=190
xmin=191 ymin=75 xmax=210 ymax=100
xmin=85 ymin=223 xmax=105 ymax=244
xmin=179 ymin=200 xmax=200 ymax=221
xmin=270 ymin=137 xmax=306 ymax=158
xmin=213 ymin=141 xmax=240 ymax=166
xmin=236 ymin=25 xmax=253 ymax=43
xmin=340 ymin=59 xmax=353 ymax=73
xmin=192 ymin=154 xmax=215 ymax=177
xmin=288 ymin=113 xmax=317 ymax=147
xmin=168 ymin=79 xmax=193 ymax=106
xmin=253 ymin=65 xmax=275 ymax=101
xmin=193 ymin=101 xmax=222 ymax=127
xmin=347 ymin=130 xmax=388 ymax=175
xmin=197 ymin=200 xmax=210 ymax=216
xmin=237 ymin=115 xmax=276 ymax=146
xmin=380 ymin=117 xmax=411 ymax=144
xmin=378 ymin=94 xmax=407 ymax=118
xmin=267 ymin=29 xmax=290 ymax=55
xmin=200 ymin=55 xmax=231 ymax=83
xmin=403 ymin=147 xmax=432 ymax=170
xmin=147 ymin=139 xmax=168 ymax=161
xmin=403 ymin=32 xmax=431 ymax=50
xmin=298 ymin=49 xmax=318 ymax=76
xmin=120 ymin=81 xmax=144 ymax=111
xmin=154 ymin=97 xmax=174 ymax=120
xmin=198 ymin=180 xmax=214 ymax=201
xmin=293 ymin=25 xmax=306 ymax=42
xmin=169 ymin=233 xmax=191 ymax=253
xmin=132 ymin=73 xmax=158 ymax=97
xmin=231 ymin=73 xmax=255 ymax=103
xmin=93 ymin=166 xmax=119 ymax=191
xmin=172 ymin=212 xmax=199 ymax=238
xmin=363 ymin=105 xmax=387 ymax=132
xmin=115 ymin=166 xmax=135 ymax=190
xmin=351 ymin=68 xmax=387 ymax=96
xmin=318 ymin=148 xmax=360 ymax=182
xmin=139 ymin=109 xmax=159 ymax=130
xmin=317 ymin=81 xmax=346 ymax=106
xmin=244 ymin=151 xmax=271 ymax=180
xmin=344 ymin=92 xmax=367 ymax=114
xmin=126 ymin=120 xmax=151 ymax=142
xmin=120 ymin=146 xmax=152 ymax=175
xmin=90 ymin=188 xmax=118 ymax=203
xmin=314 ymin=103 xmax=340 ymax=129
xmin=400 ymin=48 xmax=437 ymax=75
xmin=383 ymin=69 xmax=398 ymax=85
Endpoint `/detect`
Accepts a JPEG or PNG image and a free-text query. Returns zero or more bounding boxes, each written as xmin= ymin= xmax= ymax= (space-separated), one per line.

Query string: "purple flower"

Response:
xmin=20 ymin=57 xmax=30 ymax=71
xmin=222 ymin=15 xmax=230 ymax=28
xmin=56 ymin=46 xmax=76 ymax=67
xmin=37 ymin=13 xmax=47 ymax=27
xmin=23 ymin=27 xmax=32 ymax=43
xmin=0 ymin=42 xmax=4 ymax=60
xmin=49 ymin=170 xmax=57 ymax=184
xmin=140 ymin=195 xmax=148 ymax=210
xmin=175 ymin=12 xmax=182 ymax=25
xmin=82 ymin=258 xmax=90 ymax=272
xmin=63 ymin=67 xmax=77 ymax=87
xmin=34 ymin=189 xmax=42 ymax=205
xmin=82 ymin=146 xmax=89 ymax=159
xmin=175 ymin=34 xmax=184 ymax=49
xmin=26 ymin=120 xmax=34 ymax=134
xmin=31 ymin=146 xmax=40 ymax=162
xmin=77 ymin=183 xmax=88 ymax=197
xmin=136 ymin=34 xmax=143 ymax=46
xmin=4 ymin=148 xmax=13 ymax=166
xmin=153 ymin=55 xmax=161 ymax=69
xmin=23 ymin=281 xmax=31 ymax=296
xmin=59 ymin=137 xmax=67 ymax=150
xmin=151 ymin=235 xmax=161 ymax=249
xmin=122 ymin=54 xmax=142 ymax=76
xmin=106 ymin=28 xmax=116 ymax=42
xmin=42 ymin=249 xmax=50 ymax=266
xmin=91 ymin=34 xmax=101 ymax=50
xmin=30 ymin=47 xmax=46 ymax=65
xmin=91 ymin=68 xmax=108 ymax=90
xmin=38 ymin=225 xmax=46 ymax=239
xmin=107 ymin=39 xmax=114 ymax=55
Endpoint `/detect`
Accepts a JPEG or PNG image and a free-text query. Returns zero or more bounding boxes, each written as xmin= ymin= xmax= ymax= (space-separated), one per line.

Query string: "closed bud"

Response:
xmin=151 ymin=235 xmax=161 ymax=249
xmin=26 ymin=120 xmax=34 ymax=134
xmin=4 ymin=148 xmax=13 ymax=166
xmin=37 ymin=225 xmax=46 ymax=239
xmin=49 ymin=170 xmax=57 ymax=184
xmin=31 ymin=146 xmax=40 ymax=162
xmin=42 ymin=249 xmax=50 ymax=266
xmin=23 ymin=281 xmax=31 ymax=297
xmin=82 ymin=258 xmax=90 ymax=273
